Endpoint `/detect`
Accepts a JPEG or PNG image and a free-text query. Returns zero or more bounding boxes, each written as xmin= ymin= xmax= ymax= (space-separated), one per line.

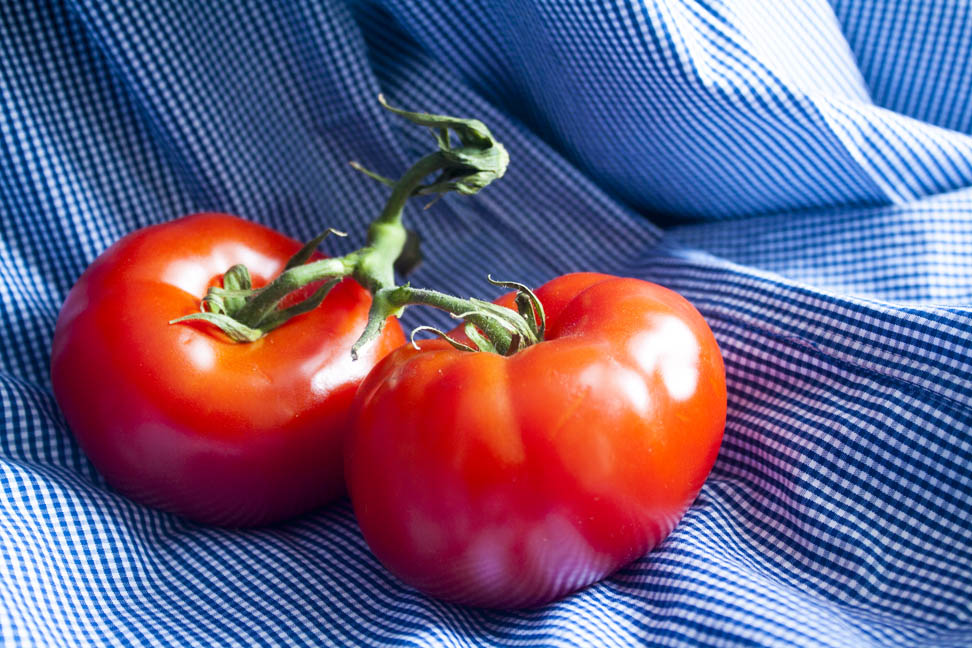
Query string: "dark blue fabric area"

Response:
xmin=1 ymin=1 xmax=970 ymax=646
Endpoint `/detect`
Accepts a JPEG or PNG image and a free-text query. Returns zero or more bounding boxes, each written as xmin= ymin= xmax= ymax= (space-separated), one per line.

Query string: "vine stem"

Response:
xmin=172 ymin=149 xmax=453 ymax=341
xmin=351 ymin=285 xmax=519 ymax=359
xmin=233 ymin=256 xmax=358 ymax=327
xmin=386 ymin=287 xmax=518 ymax=352
xmin=171 ymin=97 xmax=530 ymax=357
xmin=238 ymin=152 xmax=451 ymax=325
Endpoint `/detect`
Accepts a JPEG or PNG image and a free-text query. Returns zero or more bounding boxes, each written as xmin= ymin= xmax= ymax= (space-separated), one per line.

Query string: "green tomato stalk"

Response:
xmin=171 ymin=96 xmax=542 ymax=357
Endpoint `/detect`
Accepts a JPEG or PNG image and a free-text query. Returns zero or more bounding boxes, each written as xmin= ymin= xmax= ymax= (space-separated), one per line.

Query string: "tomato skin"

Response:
xmin=346 ymin=273 xmax=726 ymax=608
xmin=51 ymin=213 xmax=404 ymax=527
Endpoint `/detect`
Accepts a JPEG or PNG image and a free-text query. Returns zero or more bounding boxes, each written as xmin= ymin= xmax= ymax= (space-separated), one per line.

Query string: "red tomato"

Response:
xmin=51 ymin=213 xmax=404 ymax=526
xmin=346 ymin=273 xmax=725 ymax=608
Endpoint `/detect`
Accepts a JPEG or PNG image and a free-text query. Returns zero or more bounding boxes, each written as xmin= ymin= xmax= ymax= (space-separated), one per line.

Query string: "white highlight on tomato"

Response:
xmin=628 ymin=315 xmax=700 ymax=402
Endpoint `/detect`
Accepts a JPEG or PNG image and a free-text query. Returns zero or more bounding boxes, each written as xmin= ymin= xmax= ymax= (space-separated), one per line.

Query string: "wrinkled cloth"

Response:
xmin=1 ymin=1 xmax=970 ymax=646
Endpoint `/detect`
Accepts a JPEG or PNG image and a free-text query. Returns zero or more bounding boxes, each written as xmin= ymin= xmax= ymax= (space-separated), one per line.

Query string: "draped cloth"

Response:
xmin=1 ymin=2 xmax=970 ymax=645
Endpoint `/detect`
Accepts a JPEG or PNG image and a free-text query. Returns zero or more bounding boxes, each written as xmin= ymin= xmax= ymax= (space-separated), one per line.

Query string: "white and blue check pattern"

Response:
xmin=1 ymin=1 xmax=970 ymax=646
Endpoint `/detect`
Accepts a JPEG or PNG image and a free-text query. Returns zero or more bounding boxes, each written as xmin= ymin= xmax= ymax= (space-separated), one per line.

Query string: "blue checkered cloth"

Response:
xmin=2 ymin=1 xmax=971 ymax=646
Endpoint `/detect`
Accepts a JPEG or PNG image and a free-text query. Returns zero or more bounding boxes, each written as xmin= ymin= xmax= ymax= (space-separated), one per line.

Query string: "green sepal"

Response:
xmin=377 ymin=95 xmax=509 ymax=197
xmin=219 ymin=264 xmax=252 ymax=315
xmin=378 ymin=94 xmax=494 ymax=148
xmin=202 ymin=291 xmax=227 ymax=315
xmin=168 ymin=312 xmax=264 ymax=343
xmin=259 ymin=279 xmax=339 ymax=333
xmin=468 ymin=298 xmax=538 ymax=349
xmin=348 ymin=161 xmax=396 ymax=187
xmin=284 ymin=228 xmax=348 ymax=271
xmin=463 ymin=322 xmax=497 ymax=354
xmin=438 ymin=145 xmax=509 ymax=195
xmin=202 ymin=287 xmax=257 ymax=316
xmin=413 ymin=145 xmax=509 ymax=196
xmin=410 ymin=325 xmax=477 ymax=352
xmin=486 ymin=276 xmax=546 ymax=339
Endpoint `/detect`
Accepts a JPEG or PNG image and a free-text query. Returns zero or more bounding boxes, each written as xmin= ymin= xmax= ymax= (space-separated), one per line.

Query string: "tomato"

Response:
xmin=345 ymin=272 xmax=726 ymax=608
xmin=51 ymin=213 xmax=404 ymax=526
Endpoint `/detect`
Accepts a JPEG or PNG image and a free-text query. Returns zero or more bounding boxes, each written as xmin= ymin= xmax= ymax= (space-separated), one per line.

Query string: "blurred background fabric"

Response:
xmin=1 ymin=1 xmax=970 ymax=646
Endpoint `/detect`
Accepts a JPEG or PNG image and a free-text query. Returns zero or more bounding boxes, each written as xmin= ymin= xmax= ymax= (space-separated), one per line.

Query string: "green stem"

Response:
xmin=353 ymin=153 xmax=447 ymax=294
xmin=171 ymin=96 xmax=516 ymax=354
xmin=175 ymin=153 xmax=452 ymax=341
xmin=387 ymin=286 xmax=517 ymax=353
xmin=375 ymin=153 xmax=445 ymax=227
xmin=351 ymin=281 xmax=545 ymax=358
xmin=234 ymin=255 xmax=357 ymax=327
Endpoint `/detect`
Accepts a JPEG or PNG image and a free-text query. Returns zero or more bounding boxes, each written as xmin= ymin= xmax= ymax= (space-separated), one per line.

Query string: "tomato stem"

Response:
xmin=351 ymin=280 xmax=546 ymax=358
xmin=172 ymin=96 xmax=542 ymax=358
xmin=233 ymin=256 xmax=358 ymax=327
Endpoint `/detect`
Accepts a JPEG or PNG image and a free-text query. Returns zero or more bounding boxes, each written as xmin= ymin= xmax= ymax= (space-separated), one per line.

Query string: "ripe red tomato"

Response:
xmin=51 ymin=213 xmax=404 ymax=526
xmin=346 ymin=272 xmax=726 ymax=608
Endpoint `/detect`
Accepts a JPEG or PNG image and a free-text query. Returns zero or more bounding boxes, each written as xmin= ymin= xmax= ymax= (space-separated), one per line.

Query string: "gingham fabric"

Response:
xmin=1 ymin=1 xmax=970 ymax=646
